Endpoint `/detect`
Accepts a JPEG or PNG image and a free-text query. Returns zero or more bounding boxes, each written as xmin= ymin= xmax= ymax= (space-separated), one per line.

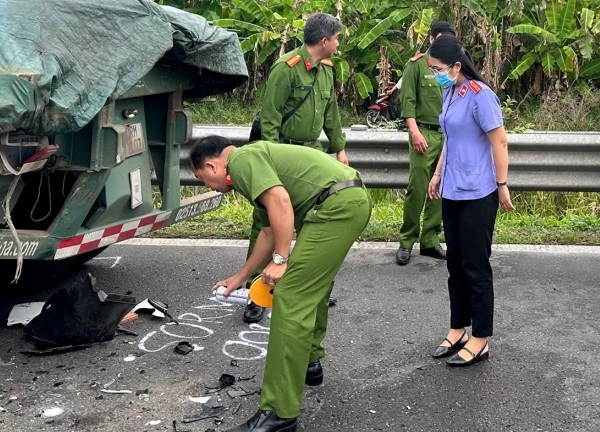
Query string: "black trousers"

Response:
xmin=442 ymin=191 xmax=498 ymax=337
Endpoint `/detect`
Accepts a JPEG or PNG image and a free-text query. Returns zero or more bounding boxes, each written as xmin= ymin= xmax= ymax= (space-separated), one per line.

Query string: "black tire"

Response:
xmin=365 ymin=110 xmax=382 ymax=128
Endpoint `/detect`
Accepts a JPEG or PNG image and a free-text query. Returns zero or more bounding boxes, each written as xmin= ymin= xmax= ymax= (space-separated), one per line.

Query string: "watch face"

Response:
xmin=273 ymin=253 xmax=286 ymax=264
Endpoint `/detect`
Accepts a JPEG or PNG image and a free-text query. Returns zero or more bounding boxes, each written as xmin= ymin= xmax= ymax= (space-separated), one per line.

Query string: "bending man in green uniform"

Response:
xmin=244 ymin=12 xmax=348 ymax=323
xmin=190 ymin=135 xmax=371 ymax=432
xmin=395 ymin=21 xmax=456 ymax=265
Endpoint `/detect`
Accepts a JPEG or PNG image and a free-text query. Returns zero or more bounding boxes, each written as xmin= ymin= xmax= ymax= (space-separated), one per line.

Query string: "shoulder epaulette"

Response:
xmin=320 ymin=59 xmax=334 ymax=67
xmin=286 ymin=54 xmax=301 ymax=68
xmin=468 ymin=80 xmax=482 ymax=94
xmin=410 ymin=52 xmax=424 ymax=62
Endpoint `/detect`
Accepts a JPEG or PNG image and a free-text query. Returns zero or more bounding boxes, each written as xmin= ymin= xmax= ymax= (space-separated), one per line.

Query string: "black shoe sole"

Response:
xmin=305 ymin=373 xmax=323 ymax=386
xmin=278 ymin=423 xmax=298 ymax=432
xmin=243 ymin=314 xmax=265 ymax=324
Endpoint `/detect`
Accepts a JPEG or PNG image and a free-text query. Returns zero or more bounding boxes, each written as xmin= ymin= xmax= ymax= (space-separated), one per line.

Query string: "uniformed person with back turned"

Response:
xmin=395 ymin=21 xmax=456 ymax=266
xmin=190 ymin=135 xmax=371 ymax=432
xmin=243 ymin=12 xmax=348 ymax=324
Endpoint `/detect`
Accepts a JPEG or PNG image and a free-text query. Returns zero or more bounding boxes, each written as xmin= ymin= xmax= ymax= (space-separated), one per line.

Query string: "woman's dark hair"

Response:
xmin=304 ymin=13 xmax=343 ymax=45
xmin=430 ymin=34 xmax=490 ymax=87
xmin=189 ymin=135 xmax=232 ymax=169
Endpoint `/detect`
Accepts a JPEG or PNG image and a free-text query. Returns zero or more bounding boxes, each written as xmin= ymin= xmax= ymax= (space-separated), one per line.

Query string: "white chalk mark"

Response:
xmin=222 ymin=340 xmax=268 ymax=361
xmin=91 ymin=256 xmax=122 ymax=268
xmin=159 ymin=323 xmax=213 ymax=339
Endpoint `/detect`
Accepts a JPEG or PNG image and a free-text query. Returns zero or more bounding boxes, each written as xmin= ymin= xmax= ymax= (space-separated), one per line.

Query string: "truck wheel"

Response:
xmin=365 ymin=110 xmax=381 ymax=128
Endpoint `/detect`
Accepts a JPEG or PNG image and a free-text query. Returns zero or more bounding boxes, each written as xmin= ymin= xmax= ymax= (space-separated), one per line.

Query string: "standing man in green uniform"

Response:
xmin=190 ymin=135 xmax=371 ymax=432
xmin=243 ymin=12 xmax=348 ymax=323
xmin=395 ymin=22 xmax=456 ymax=265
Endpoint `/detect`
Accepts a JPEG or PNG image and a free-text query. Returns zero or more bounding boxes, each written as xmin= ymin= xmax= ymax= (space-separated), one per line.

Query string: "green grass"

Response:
xmin=186 ymin=95 xmax=365 ymax=127
xmin=152 ymin=189 xmax=600 ymax=245
xmin=165 ymin=92 xmax=600 ymax=245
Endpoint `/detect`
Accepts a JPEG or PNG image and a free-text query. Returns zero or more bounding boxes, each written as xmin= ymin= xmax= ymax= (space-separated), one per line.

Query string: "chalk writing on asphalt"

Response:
xmin=138 ymin=297 xmax=270 ymax=361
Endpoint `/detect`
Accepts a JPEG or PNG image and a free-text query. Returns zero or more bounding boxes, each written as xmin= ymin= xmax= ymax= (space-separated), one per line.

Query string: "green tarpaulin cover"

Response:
xmin=0 ymin=0 xmax=248 ymax=134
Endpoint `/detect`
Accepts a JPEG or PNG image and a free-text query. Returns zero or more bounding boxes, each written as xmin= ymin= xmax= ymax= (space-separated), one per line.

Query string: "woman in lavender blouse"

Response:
xmin=427 ymin=34 xmax=515 ymax=367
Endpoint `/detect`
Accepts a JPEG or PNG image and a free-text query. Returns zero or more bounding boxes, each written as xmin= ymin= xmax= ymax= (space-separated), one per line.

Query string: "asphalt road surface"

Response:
xmin=1 ymin=240 xmax=599 ymax=432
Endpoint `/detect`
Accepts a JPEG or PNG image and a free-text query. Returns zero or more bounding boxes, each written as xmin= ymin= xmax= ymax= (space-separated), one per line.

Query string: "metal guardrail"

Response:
xmin=176 ymin=126 xmax=600 ymax=192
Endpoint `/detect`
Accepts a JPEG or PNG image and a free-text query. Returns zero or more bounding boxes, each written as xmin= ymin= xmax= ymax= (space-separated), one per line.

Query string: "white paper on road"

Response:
xmin=7 ymin=302 xmax=45 ymax=326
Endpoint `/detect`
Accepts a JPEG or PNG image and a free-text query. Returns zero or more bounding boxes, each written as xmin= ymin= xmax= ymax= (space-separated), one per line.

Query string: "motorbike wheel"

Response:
xmin=365 ymin=110 xmax=382 ymax=128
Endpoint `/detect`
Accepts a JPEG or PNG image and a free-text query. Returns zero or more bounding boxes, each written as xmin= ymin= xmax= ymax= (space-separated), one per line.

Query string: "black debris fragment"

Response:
xmin=219 ymin=373 xmax=235 ymax=388
xmin=182 ymin=405 xmax=228 ymax=424
xmin=172 ymin=420 xmax=191 ymax=432
xmin=236 ymin=375 xmax=255 ymax=382
xmin=20 ymin=344 xmax=92 ymax=356
xmin=174 ymin=341 xmax=194 ymax=355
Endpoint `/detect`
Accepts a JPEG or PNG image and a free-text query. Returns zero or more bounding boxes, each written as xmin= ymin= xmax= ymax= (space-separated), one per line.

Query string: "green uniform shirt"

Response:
xmin=260 ymin=45 xmax=345 ymax=153
xmin=400 ymin=53 xmax=442 ymax=125
xmin=227 ymin=141 xmax=358 ymax=231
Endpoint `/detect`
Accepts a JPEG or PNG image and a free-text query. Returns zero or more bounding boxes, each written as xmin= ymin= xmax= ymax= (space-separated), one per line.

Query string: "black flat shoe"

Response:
xmin=420 ymin=245 xmax=446 ymax=260
xmin=226 ymin=409 xmax=297 ymax=432
xmin=243 ymin=301 xmax=265 ymax=323
xmin=395 ymin=247 xmax=412 ymax=265
xmin=432 ymin=330 xmax=468 ymax=358
xmin=446 ymin=343 xmax=489 ymax=367
xmin=305 ymin=360 xmax=323 ymax=386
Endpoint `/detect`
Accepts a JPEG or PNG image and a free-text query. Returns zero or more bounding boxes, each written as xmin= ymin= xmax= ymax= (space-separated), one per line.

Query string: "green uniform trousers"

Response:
xmin=259 ymin=187 xmax=372 ymax=418
xmin=399 ymin=127 xmax=443 ymax=249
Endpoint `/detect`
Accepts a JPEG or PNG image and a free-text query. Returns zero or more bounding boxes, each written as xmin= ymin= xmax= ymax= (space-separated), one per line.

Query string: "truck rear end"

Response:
xmin=0 ymin=0 xmax=248 ymax=286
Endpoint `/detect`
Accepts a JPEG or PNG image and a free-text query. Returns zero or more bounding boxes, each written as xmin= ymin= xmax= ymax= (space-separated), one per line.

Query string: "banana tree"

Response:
xmin=505 ymin=0 xmax=600 ymax=86
xmin=333 ymin=0 xmax=418 ymax=110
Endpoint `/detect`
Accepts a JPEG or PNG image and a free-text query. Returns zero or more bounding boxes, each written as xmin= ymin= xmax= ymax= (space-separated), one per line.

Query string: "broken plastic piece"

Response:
xmin=132 ymin=299 xmax=166 ymax=318
xmin=181 ymin=405 xmax=228 ymax=424
xmin=147 ymin=298 xmax=179 ymax=325
xmin=219 ymin=373 xmax=235 ymax=388
xmin=100 ymin=389 xmax=133 ymax=394
xmin=24 ymin=274 xmax=136 ymax=346
xmin=20 ymin=344 xmax=91 ymax=356
xmin=188 ymin=396 xmax=211 ymax=404
xmin=41 ymin=407 xmax=64 ymax=417
xmin=7 ymin=302 xmax=44 ymax=326
xmin=172 ymin=420 xmax=191 ymax=432
xmin=174 ymin=341 xmax=193 ymax=355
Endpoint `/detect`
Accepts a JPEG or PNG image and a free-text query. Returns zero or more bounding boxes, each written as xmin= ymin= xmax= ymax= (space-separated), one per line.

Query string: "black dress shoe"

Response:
xmin=446 ymin=343 xmax=489 ymax=367
xmin=420 ymin=245 xmax=446 ymax=260
xmin=395 ymin=247 xmax=412 ymax=265
xmin=243 ymin=301 xmax=265 ymax=323
xmin=226 ymin=409 xmax=297 ymax=432
xmin=305 ymin=360 xmax=323 ymax=386
xmin=432 ymin=330 xmax=468 ymax=358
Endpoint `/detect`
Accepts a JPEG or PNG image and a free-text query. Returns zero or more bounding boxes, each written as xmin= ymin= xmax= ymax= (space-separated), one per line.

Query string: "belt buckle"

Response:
xmin=316 ymin=189 xmax=329 ymax=205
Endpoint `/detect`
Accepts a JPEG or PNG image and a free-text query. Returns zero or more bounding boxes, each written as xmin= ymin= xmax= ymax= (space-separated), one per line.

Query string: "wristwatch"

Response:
xmin=272 ymin=252 xmax=288 ymax=265
xmin=496 ymin=181 xmax=508 ymax=187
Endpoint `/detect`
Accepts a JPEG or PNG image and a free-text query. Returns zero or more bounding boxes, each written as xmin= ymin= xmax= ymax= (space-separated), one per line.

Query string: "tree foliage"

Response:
xmin=161 ymin=0 xmax=600 ymax=109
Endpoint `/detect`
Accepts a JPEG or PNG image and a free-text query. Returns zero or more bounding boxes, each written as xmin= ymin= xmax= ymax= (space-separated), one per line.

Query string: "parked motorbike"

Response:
xmin=365 ymin=82 xmax=405 ymax=129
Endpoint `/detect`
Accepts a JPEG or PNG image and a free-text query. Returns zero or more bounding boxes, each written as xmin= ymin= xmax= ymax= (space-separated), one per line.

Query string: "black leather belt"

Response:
xmin=316 ymin=178 xmax=364 ymax=205
xmin=280 ymin=137 xmax=317 ymax=146
xmin=416 ymin=122 xmax=442 ymax=133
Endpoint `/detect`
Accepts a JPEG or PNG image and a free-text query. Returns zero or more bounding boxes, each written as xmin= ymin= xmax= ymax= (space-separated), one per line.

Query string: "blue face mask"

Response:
xmin=435 ymin=71 xmax=457 ymax=88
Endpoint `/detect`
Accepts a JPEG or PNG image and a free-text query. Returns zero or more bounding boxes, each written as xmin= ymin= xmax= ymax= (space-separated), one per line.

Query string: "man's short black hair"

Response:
xmin=189 ymin=135 xmax=232 ymax=169
xmin=304 ymin=13 xmax=342 ymax=45
xmin=430 ymin=21 xmax=456 ymax=38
